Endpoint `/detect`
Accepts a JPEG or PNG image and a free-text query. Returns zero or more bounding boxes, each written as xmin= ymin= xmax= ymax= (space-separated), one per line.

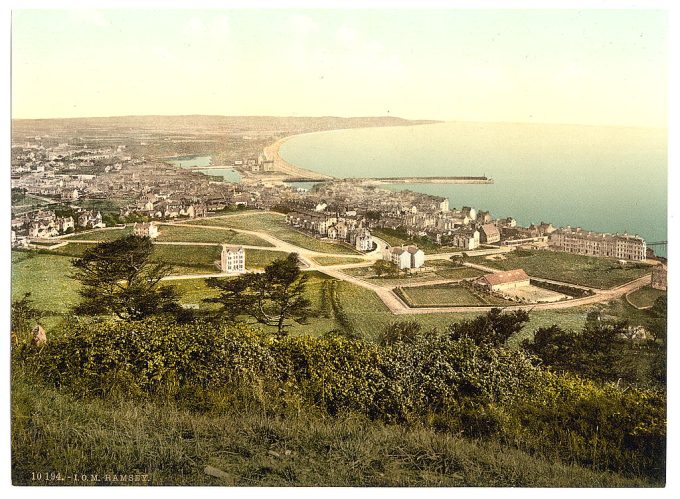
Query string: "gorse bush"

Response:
xmin=15 ymin=310 xmax=666 ymax=481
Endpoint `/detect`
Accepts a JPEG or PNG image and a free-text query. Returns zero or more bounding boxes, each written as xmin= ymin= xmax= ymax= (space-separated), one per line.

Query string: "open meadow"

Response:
xmin=397 ymin=283 xmax=514 ymax=308
xmin=13 ymin=245 xmax=647 ymax=349
xmin=471 ymin=250 xmax=651 ymax=289
xmin=626 ymin=285 xmax=666 ymax=309
xmin=342 ymin=260 xmax=483 ymax=286
xmin=63 ymin=226 xmax=133 ymax=241
xmin=188 ymin=213 xmax=361 ymax=255
xmin=156 ymin=224 xmax=272 ymax=246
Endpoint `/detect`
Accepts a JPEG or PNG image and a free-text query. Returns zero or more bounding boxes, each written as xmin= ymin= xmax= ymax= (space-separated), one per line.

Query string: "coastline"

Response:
xmin=263 ymin=134 xmax=335 ymax=181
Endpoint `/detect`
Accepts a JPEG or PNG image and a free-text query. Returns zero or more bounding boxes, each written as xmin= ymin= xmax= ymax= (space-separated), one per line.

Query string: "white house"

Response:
xmin=220 ymin=245 xmax=246 ymax=273
xmin=383 ymin=245 xmax=425 ymax=270
xmin=354 ymin=228 xmax=374 ymax=252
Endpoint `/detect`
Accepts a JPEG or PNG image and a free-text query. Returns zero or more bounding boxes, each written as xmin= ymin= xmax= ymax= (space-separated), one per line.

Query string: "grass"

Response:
xmin=342 ymin=261 xmax=483 ymax=286
xmin=398 ymin=284 xmax=513 ymax=308
xmin=188 ymin=213 xmax=361 ymax=255
xmin=63 ymin=226 xmax=133 ymax=241
xmin=471 ymin=250 xmax=652 ymax=289
xmin=151 ymin=245 xmax=222 ymax=274
xmin=626 ymin=286 xmax=666 ymax=309
xmin=11 ymin=373 xmax=651 ymax=487
xmin=245 ymin=249 xmax=288 ymax=270
xmin=49 ymin=243 xmax=91 ymax=257
xmin=11 ymin=251 xmax=80 ymax=315
xmin=310 ymin=256 xmax=366 ymax=266
xmin=156 ymin=224 xmax=272 ymax=247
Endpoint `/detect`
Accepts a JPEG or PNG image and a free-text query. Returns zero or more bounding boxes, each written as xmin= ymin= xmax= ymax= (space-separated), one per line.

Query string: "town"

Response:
xmin=10 ymin=117 xmax=666 ymax=317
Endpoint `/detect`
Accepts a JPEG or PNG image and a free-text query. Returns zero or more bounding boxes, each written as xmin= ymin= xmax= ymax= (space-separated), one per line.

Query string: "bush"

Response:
xmin=15 ymin=310 xmax=666 ymax=480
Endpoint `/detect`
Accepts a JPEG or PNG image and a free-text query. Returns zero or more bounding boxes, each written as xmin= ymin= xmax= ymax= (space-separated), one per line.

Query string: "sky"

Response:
xmin=11 ymin=8 xmax=668 ymax=126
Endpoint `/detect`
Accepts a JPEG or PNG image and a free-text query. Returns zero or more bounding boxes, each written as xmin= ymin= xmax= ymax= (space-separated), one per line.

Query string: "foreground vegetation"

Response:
xmin=11 ymin=368 xmax=649 ymax=487
xmin=12 ymin=312 xmax=665 ymax=486
xmin=470 ymin=250 xmax=652 ymax=289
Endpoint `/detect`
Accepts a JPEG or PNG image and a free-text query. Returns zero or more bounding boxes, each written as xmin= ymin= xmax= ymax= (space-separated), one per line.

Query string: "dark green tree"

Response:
xmin=522 ymin=320 xmax=631 ymax=382
xmin=379 ymin=320 xmax=423 ymax=346
xmin=448 ymin=308 xmax=530 ymax=347
xmin=206 ymin=253 xmax=311 ymax=338
xmin=372 ymin=259 xmax=396 ymax=277
xmin=71 ymin=235 xmax=178 ymax=321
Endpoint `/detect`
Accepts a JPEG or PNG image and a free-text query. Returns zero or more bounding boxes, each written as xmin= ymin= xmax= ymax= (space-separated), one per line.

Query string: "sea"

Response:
xmin=278 ymin=122 xmax=667 ymax=256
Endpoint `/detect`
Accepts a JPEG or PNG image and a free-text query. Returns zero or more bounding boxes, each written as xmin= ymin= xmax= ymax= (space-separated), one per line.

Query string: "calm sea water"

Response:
xmin=280 ymin=122 xmax=667 ymax=255
xmin=166 ymin=155 xmax=242 ymax=182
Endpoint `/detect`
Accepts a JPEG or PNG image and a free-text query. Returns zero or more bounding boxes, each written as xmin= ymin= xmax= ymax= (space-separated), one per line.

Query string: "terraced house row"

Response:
xmin=548 ymin=227 xmax=647 ymax=261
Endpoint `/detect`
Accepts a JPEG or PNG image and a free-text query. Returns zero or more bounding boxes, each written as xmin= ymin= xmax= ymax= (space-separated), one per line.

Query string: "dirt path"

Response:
xmin=56 ymin=213 xmax=653 ymax=316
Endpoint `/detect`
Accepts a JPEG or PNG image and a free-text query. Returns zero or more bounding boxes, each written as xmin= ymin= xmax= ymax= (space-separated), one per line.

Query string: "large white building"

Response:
xmin=383 ymin=245 xmax=425 ymax=270
xmin=220 ymin=245 xmax=246 ymax=273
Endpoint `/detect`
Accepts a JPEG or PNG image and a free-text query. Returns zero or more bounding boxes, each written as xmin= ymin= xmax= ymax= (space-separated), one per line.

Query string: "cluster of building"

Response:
xmin=10 ymin=208 xmax=105 ymax=246
xmin=286 ymin=209 xmax=375 ymax=251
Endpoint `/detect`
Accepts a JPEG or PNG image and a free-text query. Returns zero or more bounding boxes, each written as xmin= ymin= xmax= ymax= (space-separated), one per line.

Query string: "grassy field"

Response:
xmin=245 ymin=249 xmax=288 ymax=270
xmin=310 ymin=256 xmax=366 ymax=266
xmin=11 ymin=252 xmax=81 ymax=326
xmin=372 ymin=228 xmax=463 ymax=254
xmin=398 ymin=284 xmax=513 ymax=308
xmin=63 ymin=226 xmax=133 ymax=241
xmin=471 ymin=250 xmax=651 ymax=289
xmin=150 ymin=245 xmax=222 ymax=274
xmin=188 ymin=213 xmax=361 ymax=255
xmin=12 ymin=373 xmax=648 ymax=487
xmin=342 ymin=261 xmax=483 ymax=286
xmin=156 ymin=224 xmax=272 ymax=247
xmin=626 ymin=286 xmax=666 ymax=309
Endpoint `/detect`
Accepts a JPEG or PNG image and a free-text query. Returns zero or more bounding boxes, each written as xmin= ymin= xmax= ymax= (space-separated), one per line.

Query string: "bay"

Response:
xmin=280 ymin=122 xmax=667 ymax=255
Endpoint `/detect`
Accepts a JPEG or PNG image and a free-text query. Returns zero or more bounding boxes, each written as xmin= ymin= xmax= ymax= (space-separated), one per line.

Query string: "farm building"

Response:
xmin=476 ymin=269 xmax=530 ymax=292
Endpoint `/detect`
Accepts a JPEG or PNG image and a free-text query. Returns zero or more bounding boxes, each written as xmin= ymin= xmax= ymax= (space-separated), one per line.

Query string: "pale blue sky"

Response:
xmin=11 ymin=9 xmax=667 ymax=126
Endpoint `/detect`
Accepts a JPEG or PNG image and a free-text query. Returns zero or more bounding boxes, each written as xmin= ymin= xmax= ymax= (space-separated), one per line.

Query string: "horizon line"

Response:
xmin=9 ymin=113 xmax=667 ymax=130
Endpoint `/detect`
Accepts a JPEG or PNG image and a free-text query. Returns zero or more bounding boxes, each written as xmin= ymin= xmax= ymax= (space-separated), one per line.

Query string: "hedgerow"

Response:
xmin=14 ymin=313 xmax=666 ymax=480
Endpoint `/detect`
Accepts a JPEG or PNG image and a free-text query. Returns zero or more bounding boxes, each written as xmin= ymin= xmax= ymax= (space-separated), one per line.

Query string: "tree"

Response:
xmin=372 ymin=260 xmax=396 ymax=278
xmin=379 ymin=320 xmax=423 ymax=346
xmin=522 ymin=320 xmax=631 ymax=382
xmin=71 ymin=235 xmax=179 ymax=321
xmin=448 ymin=308 xmax=530 ymax=347
xmin=646 ymin=295 xmax=667 ymax=343
xmin=206 ymin=253 xmax=311 ymax=338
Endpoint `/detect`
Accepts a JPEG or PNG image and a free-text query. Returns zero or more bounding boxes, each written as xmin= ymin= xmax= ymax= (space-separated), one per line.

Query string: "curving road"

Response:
xmin=52 ymin=212 xmax=654 ymax=316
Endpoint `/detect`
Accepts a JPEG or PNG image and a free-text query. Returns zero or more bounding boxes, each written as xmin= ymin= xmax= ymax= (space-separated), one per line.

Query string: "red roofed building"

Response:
xmin=476 ymin=269 xmax=530 ymax=291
